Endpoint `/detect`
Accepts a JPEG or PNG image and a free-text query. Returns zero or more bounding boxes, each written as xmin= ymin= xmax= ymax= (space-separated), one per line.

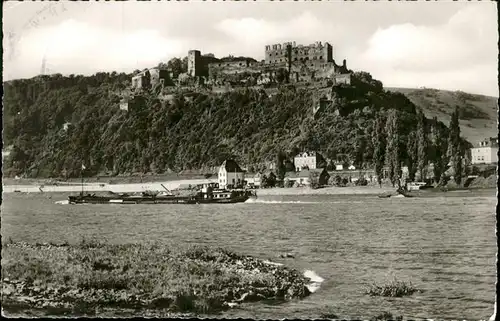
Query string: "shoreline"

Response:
xmin=3 ymin=182 xmax=495 ymax=197
xmin=3 ymin=181 xmax=397 ymax=196
xmin=1 ymin=241 xmax=315 ymax=317
xmin=2 ymin=178 xmax=216 ymax=194
xmin=255 ymin=186 xmax=397 ymax=196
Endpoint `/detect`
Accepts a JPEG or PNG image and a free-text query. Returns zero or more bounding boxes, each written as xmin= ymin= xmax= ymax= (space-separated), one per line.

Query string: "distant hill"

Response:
xmin=385 ymin=87 xmax=498 ymax=144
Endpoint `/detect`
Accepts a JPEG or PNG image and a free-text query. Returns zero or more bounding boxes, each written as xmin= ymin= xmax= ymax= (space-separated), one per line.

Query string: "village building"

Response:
xmin=218 ymin=160 xmax=245 ymax=189
xmin=119 ymin=98 xmax=130 ymax=111
xmin=294 ymin=151 xmax=321 ymax=171
xmin=2 ymin=145 xmax=12 ymax=161
xmin=253 ymin=171 xmax=276 ymax=188
xmin=62 ymin=122 xmax=72 ymax=131
xmin=284 ymin=168 xmax=330 ymax=187
xmin=471 ymin=137 xmax=498 ymax=165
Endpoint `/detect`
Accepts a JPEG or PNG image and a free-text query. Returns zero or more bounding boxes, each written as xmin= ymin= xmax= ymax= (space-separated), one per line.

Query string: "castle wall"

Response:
xmin=333 ymin=73 xmax=351 ymax=85
xmin=149 ymin=68 xmax=174 ymax=87
xmin=265 ymin=41 xmax=333 ymax=65
xmin=208 ymin=63 xmax=262 ymax=79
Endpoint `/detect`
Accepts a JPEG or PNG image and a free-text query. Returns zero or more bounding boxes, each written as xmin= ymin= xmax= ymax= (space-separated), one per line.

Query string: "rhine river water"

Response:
xmin=1 ymin=190 xmax=496 ymax=320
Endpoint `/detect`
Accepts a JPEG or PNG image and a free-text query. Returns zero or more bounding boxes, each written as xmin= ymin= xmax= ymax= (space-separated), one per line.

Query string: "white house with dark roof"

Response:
xmin=294 ymin=151 xmax=319 ymax=171
xmin=218 ymin=160 xmax=245 ymax=189
xmin=471 ymin=137 xmax=498 ymax=165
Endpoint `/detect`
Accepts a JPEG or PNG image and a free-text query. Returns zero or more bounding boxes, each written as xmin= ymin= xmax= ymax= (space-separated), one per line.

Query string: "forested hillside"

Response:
xmin=385 ymin=87 xmax=498 ymax=144
xmin=2 ymin=71 xmax=471 ymax=184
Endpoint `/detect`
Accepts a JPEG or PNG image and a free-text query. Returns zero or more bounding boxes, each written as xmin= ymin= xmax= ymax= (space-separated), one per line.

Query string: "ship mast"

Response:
xmin=81 ymin=163 xmax=85 ymax=195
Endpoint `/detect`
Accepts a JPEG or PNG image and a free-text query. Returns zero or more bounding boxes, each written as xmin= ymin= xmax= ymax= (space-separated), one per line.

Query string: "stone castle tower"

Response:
xmin=187 ymin=50 xmax=202 ymax=77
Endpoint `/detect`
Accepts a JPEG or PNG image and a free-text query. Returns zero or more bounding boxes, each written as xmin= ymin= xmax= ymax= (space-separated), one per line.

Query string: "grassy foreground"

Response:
xmin=1 ymin=241 xmax=311 ymax=316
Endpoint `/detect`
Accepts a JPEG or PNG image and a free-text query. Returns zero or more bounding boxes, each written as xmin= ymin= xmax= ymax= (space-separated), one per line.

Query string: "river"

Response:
xmin=1 ymin=189 xmax=496 ymax=320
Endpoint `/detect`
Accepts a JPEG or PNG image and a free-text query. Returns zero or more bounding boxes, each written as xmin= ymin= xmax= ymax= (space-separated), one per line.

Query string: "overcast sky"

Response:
xmin=3 ymin=1 xmax=498 ymax=96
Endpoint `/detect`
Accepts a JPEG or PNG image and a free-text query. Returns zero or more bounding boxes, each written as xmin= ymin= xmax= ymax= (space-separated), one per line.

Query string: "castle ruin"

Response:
xmin=189 ymin=40 xmax=351 ymax=87
xmin=130 ymin=40 xmax=352 ymax=92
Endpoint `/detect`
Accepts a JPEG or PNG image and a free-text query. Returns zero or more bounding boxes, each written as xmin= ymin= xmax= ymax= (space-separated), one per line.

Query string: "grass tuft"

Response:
xmin=365 ymin=278 xmax=419 ymax=297
xmin=370 ymin=311 xmax=403 ymax=321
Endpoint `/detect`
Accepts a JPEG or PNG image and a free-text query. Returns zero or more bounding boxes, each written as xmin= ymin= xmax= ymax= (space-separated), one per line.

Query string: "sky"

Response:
xmin=2 ymin=0 xmax=499 ymax=97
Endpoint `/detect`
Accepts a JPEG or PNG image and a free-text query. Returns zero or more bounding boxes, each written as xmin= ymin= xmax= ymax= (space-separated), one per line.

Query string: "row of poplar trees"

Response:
xmin=373 ymin=107 xmax=465 ymax=187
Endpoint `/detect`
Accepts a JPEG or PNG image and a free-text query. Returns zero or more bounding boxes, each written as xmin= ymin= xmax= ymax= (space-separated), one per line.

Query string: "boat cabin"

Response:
xmin=407 ymin=182 xmax=431 ymax=191
xmin=211 ymin=190 xmax=233 ymax=199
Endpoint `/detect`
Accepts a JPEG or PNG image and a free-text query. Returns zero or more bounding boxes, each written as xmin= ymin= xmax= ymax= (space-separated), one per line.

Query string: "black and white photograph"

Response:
xmin=1 ymin=0 xmax=498 ymax=320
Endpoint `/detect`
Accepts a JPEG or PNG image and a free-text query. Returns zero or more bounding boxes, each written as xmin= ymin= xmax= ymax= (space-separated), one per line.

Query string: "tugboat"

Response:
xmin=68 ymin=185 xmax=257 ymax=205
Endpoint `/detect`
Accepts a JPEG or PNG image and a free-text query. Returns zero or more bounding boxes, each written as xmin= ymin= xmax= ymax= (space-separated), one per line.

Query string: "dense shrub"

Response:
xmin=365 ymin=278 xmax=419 ymax=297
xmin=355 ymin=177 xmax=368 ymax=186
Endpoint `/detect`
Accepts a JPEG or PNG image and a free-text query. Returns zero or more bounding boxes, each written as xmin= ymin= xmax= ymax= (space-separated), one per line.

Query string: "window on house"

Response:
xmin=319 ymin=56 xmax=323 ymax=60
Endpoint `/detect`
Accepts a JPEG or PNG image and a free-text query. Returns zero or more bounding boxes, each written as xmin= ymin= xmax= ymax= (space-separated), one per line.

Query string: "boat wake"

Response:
xmin=303 ymin=269 xmax=325 ymax=293
xmin=244 ymin=199 xmax=319 ymax=204
xmin=54 ymin=200 xmax=70 ymax=205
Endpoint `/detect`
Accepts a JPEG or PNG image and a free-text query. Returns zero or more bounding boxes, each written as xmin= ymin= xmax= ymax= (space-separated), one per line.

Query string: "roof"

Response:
xmin=255 ymin=170 xmax=275 ymax=177
xmin=475 ymin=137 xmax=499 ymax=148
xmin=295 ymin=151 xmax=317 ymax=158
xmin=220 ymin=160 xmax=243 ymax=173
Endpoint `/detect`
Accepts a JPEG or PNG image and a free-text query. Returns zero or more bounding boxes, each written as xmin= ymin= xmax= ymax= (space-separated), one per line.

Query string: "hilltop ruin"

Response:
xmin=130 ymin=40 xmax=352 ymax=93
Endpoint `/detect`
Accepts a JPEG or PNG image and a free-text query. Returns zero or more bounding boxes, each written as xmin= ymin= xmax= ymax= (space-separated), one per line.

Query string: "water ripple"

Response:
xmin=1 ymin=191 xmax=496 ymax=320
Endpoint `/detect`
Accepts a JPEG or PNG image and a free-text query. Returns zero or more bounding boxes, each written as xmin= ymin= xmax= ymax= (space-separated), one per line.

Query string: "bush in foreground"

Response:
xmin=1 ymin=241 xmax=311 ymax=316
xmin=370 ymin=311 xmax=403 ymax=321
xmin=365 ymin=278 xmax=419 ymax=297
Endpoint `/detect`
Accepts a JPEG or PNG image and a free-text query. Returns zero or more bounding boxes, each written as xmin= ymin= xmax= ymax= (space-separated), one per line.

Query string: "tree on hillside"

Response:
xmin=354 ymin=135 xmax=367 ymax=170
xmin=406 ymin=131 xmax=418 ymax=182
xmin=276 ymin=151 xmax=287 ymax=184
xmin=430 ymin=118 xmax=449 ymax=185
xmin=461 ymin=143 xmax=472 ymax=179
xmin=448 ymin=107 xmax=463 ymax=185
xmin=385 ymin=109 xmax=401 ymax=187
xmin=373 ymin=114 xmax=386 ymax=187
xmin=416 ymin=110 xmax=429 ymax=181
xmin=167 ymin=57 xmax=187 ymax=78
xmin=157 ymin=62 xmax=168 ymax=70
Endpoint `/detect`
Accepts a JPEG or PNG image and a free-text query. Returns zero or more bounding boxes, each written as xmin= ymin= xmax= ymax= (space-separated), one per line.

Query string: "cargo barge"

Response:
xmin=68 ymin=187 xmax=256 ymax=205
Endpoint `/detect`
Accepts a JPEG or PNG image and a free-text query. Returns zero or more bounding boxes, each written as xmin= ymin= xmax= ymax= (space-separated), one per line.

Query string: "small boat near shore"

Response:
xmin=68 ymin=188 xmax=257 ymax=205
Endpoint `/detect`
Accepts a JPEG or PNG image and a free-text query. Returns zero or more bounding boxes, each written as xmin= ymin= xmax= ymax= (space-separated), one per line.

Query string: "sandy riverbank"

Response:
xmin=256 ymin=186 xmax=396 ymax=196
xmin=3 ymin=181 xmax=396 ymax=196
xmin=2 ymin=179 xmax=216 ymax=194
